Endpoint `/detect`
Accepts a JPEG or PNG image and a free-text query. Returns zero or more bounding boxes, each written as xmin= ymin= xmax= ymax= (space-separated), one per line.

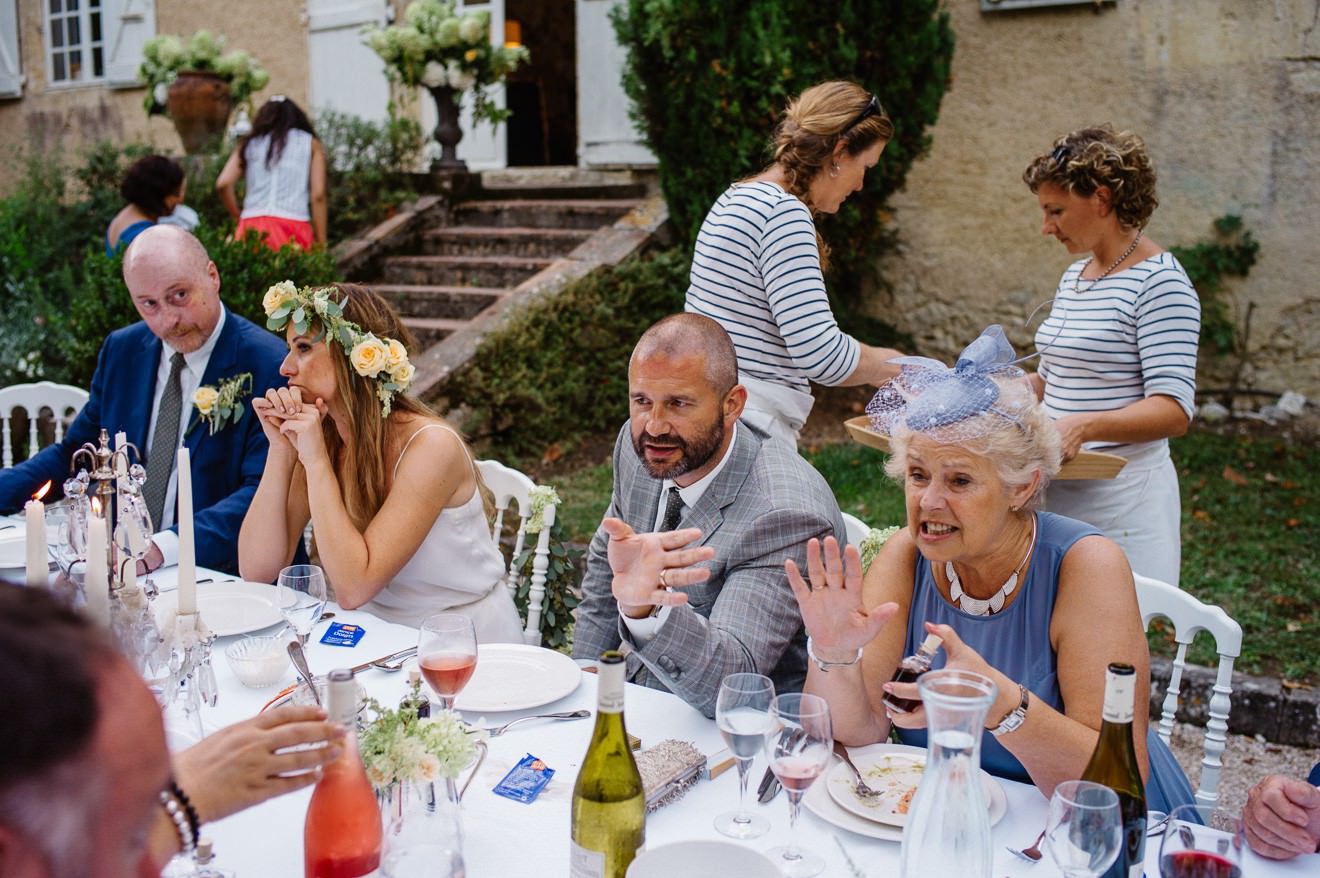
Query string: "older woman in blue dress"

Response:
xmin=786 ymin=327 xmax=1194 ymax=811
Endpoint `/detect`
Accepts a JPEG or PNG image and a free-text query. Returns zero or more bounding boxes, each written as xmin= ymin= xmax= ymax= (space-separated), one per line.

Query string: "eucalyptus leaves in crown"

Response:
xmin=262 ymin=281 xmax=415 ymax=418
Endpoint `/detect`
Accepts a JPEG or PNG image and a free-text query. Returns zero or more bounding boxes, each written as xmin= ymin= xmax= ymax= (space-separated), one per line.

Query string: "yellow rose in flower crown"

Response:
xmin=384 ymin=338 xmax=408 ymax=369
xmin=262 ymin=280 xmax=298 ymax=315
xmin=193 ymin=386 xmax=220 ymax=416
xmin=350 ymin=335 xmax=390 ymax=378
xmin=389 ymin=360 xmax=415 ymax=388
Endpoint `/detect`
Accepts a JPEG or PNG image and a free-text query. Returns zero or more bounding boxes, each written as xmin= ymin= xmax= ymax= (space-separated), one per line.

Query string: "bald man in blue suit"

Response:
xmin=0 ymin=226 xmax=289 ymax=575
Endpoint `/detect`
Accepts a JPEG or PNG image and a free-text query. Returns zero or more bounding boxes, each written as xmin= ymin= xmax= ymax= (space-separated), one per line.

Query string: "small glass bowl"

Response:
xmin=225 ymin=635 xmax=291 ymax=688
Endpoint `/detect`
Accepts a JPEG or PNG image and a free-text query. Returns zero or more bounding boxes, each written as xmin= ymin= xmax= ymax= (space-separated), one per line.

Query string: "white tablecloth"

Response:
xmin=140 ymin=567 xmax=1320 ymax=877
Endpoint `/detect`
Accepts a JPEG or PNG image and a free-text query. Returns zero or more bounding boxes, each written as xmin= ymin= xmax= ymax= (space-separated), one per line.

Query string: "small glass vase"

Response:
xmin=899 ymin=669 xmax=999 ymax=878
xmin=379 ymin=778 xmax=465 ymax=878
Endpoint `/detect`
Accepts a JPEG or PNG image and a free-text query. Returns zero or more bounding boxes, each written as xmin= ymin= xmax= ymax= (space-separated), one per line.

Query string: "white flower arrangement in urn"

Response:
xmin=137 ymin=30 xmax=269 ymax=117
xmin=365 ymin=0 xmax=529 ymax=128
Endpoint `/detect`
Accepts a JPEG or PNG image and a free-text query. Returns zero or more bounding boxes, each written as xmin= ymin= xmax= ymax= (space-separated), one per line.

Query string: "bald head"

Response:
xmin=631 ymin=313 xmax=739 ymax=396
xmin=121 ymin=225 xmax=222 ymax=353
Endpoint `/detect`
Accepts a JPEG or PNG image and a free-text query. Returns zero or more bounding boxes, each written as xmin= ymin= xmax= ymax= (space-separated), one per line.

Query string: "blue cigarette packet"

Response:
xmin=320 ymin=622 xmax=365 ymax=647
xmin=492 ymin=753 xmax=554 ymax=803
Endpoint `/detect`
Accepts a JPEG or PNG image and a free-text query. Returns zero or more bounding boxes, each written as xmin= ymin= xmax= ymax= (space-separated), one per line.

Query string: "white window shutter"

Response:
xmin=0 ymin=0 xmax=23 ymax=99
xmin=104 ymin=0 xmax=156 ymax=88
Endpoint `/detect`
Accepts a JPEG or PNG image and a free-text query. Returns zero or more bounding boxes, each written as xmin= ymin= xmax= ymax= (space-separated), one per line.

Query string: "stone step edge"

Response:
xmin=1149 ymin=655 xmax=1320 ymax=747
xmin=385 ymin=254 xmax=555 ymax=268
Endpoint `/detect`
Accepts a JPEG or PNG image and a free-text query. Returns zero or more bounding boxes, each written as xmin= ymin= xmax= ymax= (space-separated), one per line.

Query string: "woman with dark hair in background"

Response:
xmin=105 ymin=154 xmax=187 ymax=255
xmin=685 ymin=80 xmax=905 ymax=447
xmin=216 ymin=95 xmax=327 ymax=250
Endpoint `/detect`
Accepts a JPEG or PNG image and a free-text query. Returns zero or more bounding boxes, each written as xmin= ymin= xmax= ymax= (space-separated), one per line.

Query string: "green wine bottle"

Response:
xmin=1080 ymin=663 xmax=1147 ymax=878
xmin=571 ymin=651 xmax=645 ymax=878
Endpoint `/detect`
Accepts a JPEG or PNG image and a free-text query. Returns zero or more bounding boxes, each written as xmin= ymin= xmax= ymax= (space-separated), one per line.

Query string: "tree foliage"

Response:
xmin=611 ymin=0 xmax=954 ymax=310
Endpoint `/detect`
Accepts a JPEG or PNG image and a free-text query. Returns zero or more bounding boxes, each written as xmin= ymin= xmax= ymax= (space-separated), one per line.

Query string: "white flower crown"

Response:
xmin=263 ymin=281 xmax=414 ymax=417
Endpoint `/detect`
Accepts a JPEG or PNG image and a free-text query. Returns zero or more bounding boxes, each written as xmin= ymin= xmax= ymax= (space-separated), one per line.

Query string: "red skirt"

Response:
xmin=235 ymin=215 xmax=314 ymax=251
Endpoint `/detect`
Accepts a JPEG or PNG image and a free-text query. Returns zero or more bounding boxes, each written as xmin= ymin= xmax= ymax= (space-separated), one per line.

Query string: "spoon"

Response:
xmin=1006 ymin=828 xmax=1046 ymax=863
xmin=287 ymin=640 xmax=320 ymax=706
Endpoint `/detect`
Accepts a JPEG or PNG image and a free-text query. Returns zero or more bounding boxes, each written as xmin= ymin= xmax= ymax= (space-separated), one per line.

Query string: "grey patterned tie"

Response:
xmin=659 ymin=486 xmax=684 ymax=532
xmin=143 ymin=352 xmax=186 ymax=529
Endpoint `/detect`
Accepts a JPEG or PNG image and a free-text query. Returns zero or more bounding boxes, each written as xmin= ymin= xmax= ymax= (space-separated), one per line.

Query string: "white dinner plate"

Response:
xmin=0 ymin=537 xmax=27 ymax=570
xmin=626 ymin=840 xmax=779 ymax=878
xmin=154 ymin=580 xmax=289 ymax=637
xmin=452 ymin=643 xmax=581 ymax=713
xmin=804 ymin=743 xmax=1008 ymax=841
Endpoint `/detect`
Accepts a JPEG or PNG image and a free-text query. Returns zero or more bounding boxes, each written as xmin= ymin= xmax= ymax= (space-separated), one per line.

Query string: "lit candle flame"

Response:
xmin=32 ymin=481 xmax=51 ymax=501
xmin=91 ymin=496 xmax=103 ymax=516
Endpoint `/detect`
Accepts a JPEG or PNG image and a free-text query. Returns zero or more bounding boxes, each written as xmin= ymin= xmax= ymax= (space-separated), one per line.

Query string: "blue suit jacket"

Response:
xmin=0 ymin=308 xmax=287 ymax=573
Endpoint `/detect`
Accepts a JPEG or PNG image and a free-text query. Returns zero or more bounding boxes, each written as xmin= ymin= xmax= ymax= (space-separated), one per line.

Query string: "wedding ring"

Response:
xmin=658 ymin=569 xmax=669 ymax=589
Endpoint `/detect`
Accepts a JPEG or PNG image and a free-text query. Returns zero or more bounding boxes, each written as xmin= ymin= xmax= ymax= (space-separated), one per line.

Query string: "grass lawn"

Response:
xmin=548 ymin=428 xmax=1320 ymax=684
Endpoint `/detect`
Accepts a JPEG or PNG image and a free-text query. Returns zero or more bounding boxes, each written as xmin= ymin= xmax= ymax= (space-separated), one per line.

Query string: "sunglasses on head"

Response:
xmin=844 ymin=94 xmax=884 ymax=132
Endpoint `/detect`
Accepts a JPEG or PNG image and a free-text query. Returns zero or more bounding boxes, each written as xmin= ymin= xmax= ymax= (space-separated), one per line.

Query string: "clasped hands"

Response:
xmin=253 ymin=386 xmax=330 ymax=465
xmin=603 ymin=517 xmax=713 ymax=619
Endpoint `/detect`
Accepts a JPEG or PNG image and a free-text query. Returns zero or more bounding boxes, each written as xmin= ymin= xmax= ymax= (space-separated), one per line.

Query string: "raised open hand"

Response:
xmin=602 ymin=516 xmax=714 ymax=616
xmin=786 ymin=536 xmax=897 ymax=658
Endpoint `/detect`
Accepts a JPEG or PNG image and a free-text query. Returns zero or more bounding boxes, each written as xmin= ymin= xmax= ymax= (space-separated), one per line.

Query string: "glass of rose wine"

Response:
xmin=418 ymin=613 xmax=478 ymax=712
xmin=764 ymin=692 xmax=833 ymax=878
xmin=1158 ymin=804 xmax=1244 ymax=878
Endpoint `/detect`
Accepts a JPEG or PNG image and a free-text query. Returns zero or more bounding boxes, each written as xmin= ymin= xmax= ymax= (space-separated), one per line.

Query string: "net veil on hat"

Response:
xmin=865 ymin=325 xmax=1033 ymax=443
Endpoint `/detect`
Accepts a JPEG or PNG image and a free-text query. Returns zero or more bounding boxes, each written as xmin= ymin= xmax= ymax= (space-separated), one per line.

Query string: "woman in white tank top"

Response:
xmin=238 ymin=283 xmax=523 ymax=642
xmin=216 ymin=96 xmax=328 ymax=251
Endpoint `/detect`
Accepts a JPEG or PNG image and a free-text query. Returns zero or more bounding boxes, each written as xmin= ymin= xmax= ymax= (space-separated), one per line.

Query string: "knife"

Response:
xmin=756 ymin=766 xmax=780 ymax=803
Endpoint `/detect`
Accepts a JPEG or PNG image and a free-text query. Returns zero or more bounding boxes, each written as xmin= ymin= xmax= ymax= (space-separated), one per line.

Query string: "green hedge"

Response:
xmin=611 ymin=0 xmax=954 ymax=311
xmin=446 ymin=248 xmax=689 ymax=463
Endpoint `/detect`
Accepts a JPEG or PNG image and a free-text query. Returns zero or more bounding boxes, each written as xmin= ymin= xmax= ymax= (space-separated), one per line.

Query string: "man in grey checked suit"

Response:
xmin=572 ymin=314 xmax=847 ymax=717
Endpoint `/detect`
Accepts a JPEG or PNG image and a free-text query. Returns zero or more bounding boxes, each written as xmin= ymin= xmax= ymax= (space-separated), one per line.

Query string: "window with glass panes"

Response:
xmin=47 ymin=0 xmax=104 ymax=83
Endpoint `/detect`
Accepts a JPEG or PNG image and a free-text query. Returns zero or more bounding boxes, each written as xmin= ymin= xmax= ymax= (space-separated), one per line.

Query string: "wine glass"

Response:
xmin=1043 ymin=780 xmax=1123 ymax=878
xmin=764 ymin=692 xmax=833 ymax=878
xmin=1158 ymin=804 xmax=1244 ymax=878
xmin=713 ymin=672 xmax=775 ymax=839
xmin=277 ymin=564 xmax=328 ymax=646
xmin=418 ymin=613 xmax=478 ymax=712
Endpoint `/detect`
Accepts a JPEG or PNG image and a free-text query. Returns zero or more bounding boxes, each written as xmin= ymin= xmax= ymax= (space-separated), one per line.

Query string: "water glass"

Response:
xmin=277 ymin=564 xmax=328 ymax=645
xmin=1044 ymin=780 xmax=1123 ymax=878
xmin=1158 ymin=804 xmax=1244 ymax=878
xmin=418 ymin=613 xmax=478 ymax=711
xmin=764 ymin=692 xmax=832 ymax=878
xmin=713 ymin=672 xmax=774 ymax=839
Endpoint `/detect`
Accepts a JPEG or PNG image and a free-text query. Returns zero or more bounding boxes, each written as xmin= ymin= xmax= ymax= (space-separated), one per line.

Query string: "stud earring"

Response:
xmin=829 ymin=162 xmax=840 ymax=178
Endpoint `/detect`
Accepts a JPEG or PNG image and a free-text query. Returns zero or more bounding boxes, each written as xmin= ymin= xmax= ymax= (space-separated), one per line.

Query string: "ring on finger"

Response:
xmin=658 ymin=569 xmax=669 ymax=589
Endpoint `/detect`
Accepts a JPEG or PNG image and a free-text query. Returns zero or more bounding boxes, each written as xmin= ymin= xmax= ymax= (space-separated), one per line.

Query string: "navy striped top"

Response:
xmin=1034 ymin=251 xmax=1201 ymax=448
xmin=685 ymin=181 xmax=860 ymax=391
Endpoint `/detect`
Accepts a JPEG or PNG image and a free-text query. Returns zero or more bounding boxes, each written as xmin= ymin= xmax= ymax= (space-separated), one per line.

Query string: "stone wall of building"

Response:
xmin=872 ymin=0 xmax=1320 ymax=399
xmin=0 ymin=0 xmax=308 ymax=191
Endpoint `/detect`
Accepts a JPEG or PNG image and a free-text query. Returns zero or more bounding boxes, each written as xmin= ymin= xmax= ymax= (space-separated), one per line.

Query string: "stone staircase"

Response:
xmin=339 ymin=169 xmax=665 ymax=400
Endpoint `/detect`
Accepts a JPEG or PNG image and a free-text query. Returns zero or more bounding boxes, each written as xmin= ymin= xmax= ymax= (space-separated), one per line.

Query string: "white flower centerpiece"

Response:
xmin=365 ymin=0 xmax=529 ymax=170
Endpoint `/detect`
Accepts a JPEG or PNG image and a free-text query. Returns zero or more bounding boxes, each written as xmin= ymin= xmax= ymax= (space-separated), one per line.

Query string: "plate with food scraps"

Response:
xmin=821 ymin=743 xmax=1007 ymax=831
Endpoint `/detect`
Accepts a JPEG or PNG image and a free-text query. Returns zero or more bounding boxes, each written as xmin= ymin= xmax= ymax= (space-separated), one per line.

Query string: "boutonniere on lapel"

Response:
xmin=189 ymin=372 xmax=253 ymax=436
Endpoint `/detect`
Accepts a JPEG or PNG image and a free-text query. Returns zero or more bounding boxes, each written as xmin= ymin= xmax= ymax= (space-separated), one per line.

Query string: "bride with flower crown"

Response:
xmin=238 ymin=282 xmax=524 ymax=641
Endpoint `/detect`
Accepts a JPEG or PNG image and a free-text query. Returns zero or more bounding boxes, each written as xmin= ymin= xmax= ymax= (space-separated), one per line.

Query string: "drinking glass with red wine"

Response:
xmin=1158 ymin=804 xmax=1245 ymax=878
xmin=418 ymin=613 xmax=478 ymax=711
xmin=764 ymin=692 xmax=833 ymax=878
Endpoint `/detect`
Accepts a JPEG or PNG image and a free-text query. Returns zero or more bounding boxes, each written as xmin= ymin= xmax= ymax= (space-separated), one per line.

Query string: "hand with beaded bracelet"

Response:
xmin=147 ymin=706 xmax=343 ymax=865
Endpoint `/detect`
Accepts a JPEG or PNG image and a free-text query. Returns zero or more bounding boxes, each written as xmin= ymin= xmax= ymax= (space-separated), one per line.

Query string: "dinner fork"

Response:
xmin=832 ymin=741 xmax=885 ymax=799
xmin=484 ymin=709 xmax=591 ymax=737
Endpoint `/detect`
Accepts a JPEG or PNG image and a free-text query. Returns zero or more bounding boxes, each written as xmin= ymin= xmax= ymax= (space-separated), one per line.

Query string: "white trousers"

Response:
xmin=1044 ymin=439 xmax=1183 ymax=586
xmin=739 ymin=373 xmax=815 ymax=448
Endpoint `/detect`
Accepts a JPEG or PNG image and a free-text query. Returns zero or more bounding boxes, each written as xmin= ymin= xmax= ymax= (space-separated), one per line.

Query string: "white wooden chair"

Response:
xmin=477 ymin=458 xmax=558 ymax=646
xmin=0 ymin=381 xmax=89 ymax=468
xmin=841 ymin=512 xmax=871 ymax=546
xmin=1133 ymin=573 xmax=1243 ymax=807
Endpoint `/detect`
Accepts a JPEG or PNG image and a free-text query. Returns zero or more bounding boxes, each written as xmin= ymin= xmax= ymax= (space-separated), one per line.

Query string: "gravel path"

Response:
xmin=1168 ymin=721 xmax=1320 ymax=813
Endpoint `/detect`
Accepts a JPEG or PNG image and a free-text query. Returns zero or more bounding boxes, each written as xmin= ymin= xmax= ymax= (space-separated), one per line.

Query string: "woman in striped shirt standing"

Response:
xmin=685 ymin=81 xmax=905 ymax=447
xmin=1023 ymin=127 xmax=1201 ymax=586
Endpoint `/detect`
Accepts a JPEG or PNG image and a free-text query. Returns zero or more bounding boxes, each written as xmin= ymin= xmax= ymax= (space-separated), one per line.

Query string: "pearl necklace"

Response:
xmin=1074 ymin=230 xmax=1143 ymax=294
xmin=945 ymin=514 xmax=1038 ymax=616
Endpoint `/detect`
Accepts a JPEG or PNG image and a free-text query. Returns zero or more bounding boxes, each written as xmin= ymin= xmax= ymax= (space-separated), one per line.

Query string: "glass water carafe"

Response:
xmin=899 ymin=669 xmax=999 ymax=878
